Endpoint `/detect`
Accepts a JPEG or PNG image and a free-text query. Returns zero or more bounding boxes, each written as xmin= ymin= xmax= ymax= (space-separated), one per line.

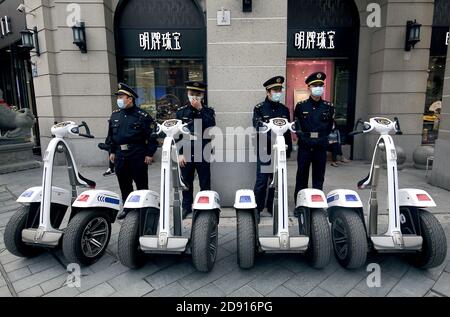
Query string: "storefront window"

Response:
xmin=122 ymin=58 xmax=204 ymax=122
xmin=422 ymin=56 xmax=446 ymax=144
xmin=286 ymin=59 xmax=351 ymax=143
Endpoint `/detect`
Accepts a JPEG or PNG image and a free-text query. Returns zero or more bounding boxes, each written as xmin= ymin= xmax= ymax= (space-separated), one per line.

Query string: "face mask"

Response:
xmin=188 ymin=95 xmax=203 ymax=104
xmin=271 ymin=92 xmax=283 ymax=103
xmin=311 ymin=86 xmax=324 ymax=97
xmin=117 ymin=98 xmax=126 ymax=109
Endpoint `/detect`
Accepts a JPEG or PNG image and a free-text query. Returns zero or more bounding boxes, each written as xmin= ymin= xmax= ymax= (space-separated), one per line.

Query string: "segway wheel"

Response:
xmin=410 ymin=209 xmax=447 ymax=269
xmin=306 ymin=209 xmax=332 ymax=269
xmin=191 ymin=212 xmax=218 ymax=272
xmin=4 ymin=205 xmax=43 ymax=258
xmin=118 ymin=210 xmax=146 ymax=269
xmin=331 ymin=208 xmax=368 ymax=269
xmin=62 ymin=209 xmax=111 ymax=266
xmin=236 ymin=210 xmax=256 ymax=269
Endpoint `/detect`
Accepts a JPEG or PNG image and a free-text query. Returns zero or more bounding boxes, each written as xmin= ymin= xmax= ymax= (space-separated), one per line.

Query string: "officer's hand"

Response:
xmin=178 ymin=155 xmax=186 ymax=168
xmin=109 ymin=153 xmax=115 ymax=164
xmin=191 ymin=98 xmax=203 ymax=111
xmin=144 ymin=156 xmax=153 ymax=165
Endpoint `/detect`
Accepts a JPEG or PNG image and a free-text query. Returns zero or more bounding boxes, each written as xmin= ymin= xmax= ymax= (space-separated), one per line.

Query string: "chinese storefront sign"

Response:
xmin=139 ymin=32 xmax=182 ymax=51
xmin=0 ymin=16 xmax=12 ymax=37
xmin=294 ymin=31 xmax=336 ymax=50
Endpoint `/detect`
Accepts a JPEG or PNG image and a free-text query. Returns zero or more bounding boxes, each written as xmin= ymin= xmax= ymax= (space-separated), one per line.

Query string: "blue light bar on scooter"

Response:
xmin=128 ymin=195 xmax=141 ymax=203
xmin=345 ymin=194 xmax=359 ymax=202
xmin=327 ymin=194 xmax=339 ymax=203
xmin=239 ymin=196 xmax=252 ymax=203
xmin=21 ymin=191 xmax=34 ymax=197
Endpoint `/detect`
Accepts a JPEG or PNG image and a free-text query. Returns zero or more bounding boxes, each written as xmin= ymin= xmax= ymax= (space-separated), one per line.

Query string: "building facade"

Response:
xmin=14 ymin=0 xmax=450 ymax=204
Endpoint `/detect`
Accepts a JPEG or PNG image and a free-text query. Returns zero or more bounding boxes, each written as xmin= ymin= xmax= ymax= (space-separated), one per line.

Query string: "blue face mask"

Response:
xmin=117 ymin=98 xmax=126 ymax=109
xmin=311 ymin=86 xmax=324 ymax=97
xmin=271 ymin=92 xmax=283 ymax=103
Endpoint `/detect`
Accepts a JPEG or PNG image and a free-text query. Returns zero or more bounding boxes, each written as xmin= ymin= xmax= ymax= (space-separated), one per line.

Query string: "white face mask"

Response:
xmin=188 ymin=95 xmax=203 ymax=104
xmin=117 ymin=98 xmax=126 ymax=109
xmin=271 ymin=92 xmax=283 ymax=103
xmin=311 ymin=86 xmax=324 ymax=97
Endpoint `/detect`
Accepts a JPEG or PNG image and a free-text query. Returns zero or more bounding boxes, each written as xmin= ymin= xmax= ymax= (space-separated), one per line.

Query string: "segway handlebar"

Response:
xmin=77 ymin=121 xmax=95 ymax=138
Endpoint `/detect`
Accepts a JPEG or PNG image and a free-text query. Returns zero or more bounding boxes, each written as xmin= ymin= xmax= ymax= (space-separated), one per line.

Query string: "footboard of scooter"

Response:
xmin=296 ymin=189 xmax=328 ymax=209
xmin=259 ymin=235 xmax=309 ymax=251
xmin=139 ymin=235 xmax=189 ymax=253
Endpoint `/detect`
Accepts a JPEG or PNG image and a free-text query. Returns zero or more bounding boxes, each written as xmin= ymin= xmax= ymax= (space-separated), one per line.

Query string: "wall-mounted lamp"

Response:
xmin=405 ymin=20 xmax=421 ymax=51
xmin=20 ymin=27 xmax=40 ymax=56
xmin=72 ymin=21 xmax=87 ymax=53
xmin=243 ymin=0 xmax=252 ymax=12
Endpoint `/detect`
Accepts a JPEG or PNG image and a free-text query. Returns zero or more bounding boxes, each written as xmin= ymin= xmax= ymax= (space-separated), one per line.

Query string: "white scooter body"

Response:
xmin=235 ymin=118 xmax=331 ymax=252
xmin=124 ymin=119 xmax=221 ymax=254
xmin=330 ymin=117 xmax=435 ymax=251
xmin=17 ymin=122 xmax=121 ymax=247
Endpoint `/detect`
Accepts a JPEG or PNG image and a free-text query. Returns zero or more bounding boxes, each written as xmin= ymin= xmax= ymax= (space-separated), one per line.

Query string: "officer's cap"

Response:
xmin=263 ymin=76 xmax=284 ymax=90
xmin=186 ymin=81 xmax=207 ymax=92
xmin=115 ymin=82 xmax=139 ymax=99
xmin=305 ymin=72 xmax=326 ymax=86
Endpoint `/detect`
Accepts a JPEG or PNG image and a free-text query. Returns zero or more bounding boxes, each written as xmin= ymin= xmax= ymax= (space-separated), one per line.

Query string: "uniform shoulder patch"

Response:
xmin=255 ymin=102 xmax=264 ymax=109
xmin=177 ymin=105 xmax=188 ymax=111
xmin=113 ymin=109 xmax=120 ymax=113
xmin=137 ymin=110 xmax=149 ymax=117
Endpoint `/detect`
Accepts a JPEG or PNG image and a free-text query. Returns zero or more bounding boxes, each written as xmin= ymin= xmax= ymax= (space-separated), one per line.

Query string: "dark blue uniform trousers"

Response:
xmin=181 ymin=160 xmax=211 ymax=211
xmin=294 ymin=144 xmax=327 ymax=201
xmin=254 ymin=160 xmax=275 ymax=213
xmin=115 ymin=153 xmax=148 ymax=201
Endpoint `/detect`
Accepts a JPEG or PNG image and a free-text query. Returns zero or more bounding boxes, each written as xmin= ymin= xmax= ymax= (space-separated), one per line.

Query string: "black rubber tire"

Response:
xmin=410 ymin=209 xmax=447 ymax=269
xmin=62 ymin=210 xmax=111 ymax=266
xmin=118 ymin=211 xmax=146 ymax=269
xmin=191 ymin=212 xmax=218 ymax=272
xmin=236 ymin=210 xmax=256 ymax=269
xmin=4 ymin=206 xmax=43 ymax=258
xmin=306 ymin=209 xmax=332 ymax=269
xmin=331 ymin=208 xmax=368 ymax=269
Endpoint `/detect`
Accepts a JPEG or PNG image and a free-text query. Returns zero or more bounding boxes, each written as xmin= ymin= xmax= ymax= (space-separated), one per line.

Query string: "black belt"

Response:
xmin=301 ymin=132 xmax=328 ymax=139
xmin=119 ymin=143 xmax=145 ymax=151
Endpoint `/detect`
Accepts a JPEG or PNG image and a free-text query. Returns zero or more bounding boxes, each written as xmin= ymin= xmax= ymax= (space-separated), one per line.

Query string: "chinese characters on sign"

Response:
xmin=446 ymin=32 xmax=449 ymax=46
xmin=0 ymin=16 xmax=12 ymax=37
xmin=294 ymin=31 xmax=336 ymax=50
xmin=139 ymin=32 xmax=182 ymax=51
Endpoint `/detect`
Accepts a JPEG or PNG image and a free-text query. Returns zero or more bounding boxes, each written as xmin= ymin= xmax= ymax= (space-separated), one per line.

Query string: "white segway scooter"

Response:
xmin=118 ymin=119 xmax=221 ymax=272
xmin=234 ymin=118 xmax=331 ymax=269
xmin=328 ymin=117 xmax=447 ymax=269
xmin=4 ymin=121 xmax=121 ymax=265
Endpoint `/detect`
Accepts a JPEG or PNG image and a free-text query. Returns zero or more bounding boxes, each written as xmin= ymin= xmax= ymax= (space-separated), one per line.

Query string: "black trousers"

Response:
xmin=254 ymin=160 xmax=275 ymax=213
xmin=181 ymin=161 xmax=211 ymax=211
xmin=115 ymin=154 xmax=148 ymax=201
xmin=327 ymin=142 xmax=343 ymax=162
xmin=294 ymin=143 xmax=327 ymax=200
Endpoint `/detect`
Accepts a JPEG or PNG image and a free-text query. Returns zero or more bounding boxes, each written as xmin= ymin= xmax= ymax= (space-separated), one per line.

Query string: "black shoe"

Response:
xmin=116 ymin=209 xmax=128 ymax=220
xmin=103 ymin=168 xmax=115 ymax=176
xmin=182 ymin=209 xmax=193 ymax=220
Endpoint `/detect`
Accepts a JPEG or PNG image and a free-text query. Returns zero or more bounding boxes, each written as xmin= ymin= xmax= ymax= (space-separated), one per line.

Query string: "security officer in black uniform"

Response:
xmin=176 ymin=81 xmax=216 ymax=219
xmin=293 ymin=72 xmax=334 ymax=200
xmin=107 ymin=83 xmax=158 ymax=220
xmin=253 ymin=76 xmax=292 ymax=215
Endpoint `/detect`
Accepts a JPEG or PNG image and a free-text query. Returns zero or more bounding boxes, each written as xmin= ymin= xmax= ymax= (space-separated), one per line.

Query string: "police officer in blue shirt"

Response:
xmin=253 ymin=76 xmax=292 ymax=215
xmin=176 ymin=81 xmax=216 ymax=219
xmin=293 ymin=72 xmax=334 ymax=199
xmin=107 ymin=83 xmax=158 ymax=220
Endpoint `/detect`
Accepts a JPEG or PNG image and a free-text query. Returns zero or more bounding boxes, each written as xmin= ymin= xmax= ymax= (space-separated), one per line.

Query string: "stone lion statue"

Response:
xmin=0 ymin=104 xmax=36 ymax=140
